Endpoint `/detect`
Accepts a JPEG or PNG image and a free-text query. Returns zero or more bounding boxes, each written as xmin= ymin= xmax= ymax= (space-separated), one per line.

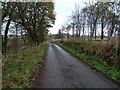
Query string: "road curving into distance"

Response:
xmin=32 ymin=42 xmax=120 ymax=88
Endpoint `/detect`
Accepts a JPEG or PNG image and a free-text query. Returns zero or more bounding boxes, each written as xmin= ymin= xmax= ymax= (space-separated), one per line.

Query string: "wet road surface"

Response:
xmin=33 ymin=42 xmax=119 ymax=88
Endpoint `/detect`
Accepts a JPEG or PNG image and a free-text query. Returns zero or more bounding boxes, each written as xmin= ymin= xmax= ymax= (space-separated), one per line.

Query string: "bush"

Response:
xmin=57 ymin=40 xmax=119 ymax=68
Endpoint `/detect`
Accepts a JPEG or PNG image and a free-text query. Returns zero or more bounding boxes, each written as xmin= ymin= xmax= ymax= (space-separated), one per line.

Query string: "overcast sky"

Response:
xmin=49 ymin=0 xmax=93 ymax=34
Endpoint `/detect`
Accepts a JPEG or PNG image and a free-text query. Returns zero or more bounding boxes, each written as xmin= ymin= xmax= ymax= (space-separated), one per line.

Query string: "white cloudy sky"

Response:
xmin=49 ymin=0 xmax=94 ymax=34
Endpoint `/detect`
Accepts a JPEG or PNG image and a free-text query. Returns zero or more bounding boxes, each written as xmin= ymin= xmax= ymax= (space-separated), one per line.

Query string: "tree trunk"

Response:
xmin=82 ymin=23 xmax=85 ymax=40
xmin=94 ymin=27 xmax=97 ymax=41
xmin=3 ymin=18 xmax=11 ymax=56
xmin=101 ymin=20 xmax=104 ymax=40
xmin=90 ymin=24 xmax=93 ymax=40
xmin=114 ymin=27 xmax=120 ymax=68
xmin=72 ymin=23 xmax=75 ymax=38
xmin=67 ymin=32 xmax=69 ymax=39
xmin=94 ymin=18 xmax=97 ymax=41
xmin=78 ymin=28 xmax=81 ymax=37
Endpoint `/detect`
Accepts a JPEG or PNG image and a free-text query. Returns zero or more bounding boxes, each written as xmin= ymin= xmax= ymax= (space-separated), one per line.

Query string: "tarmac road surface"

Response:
xmin=32 ymin=42 xmax=119 ymax=88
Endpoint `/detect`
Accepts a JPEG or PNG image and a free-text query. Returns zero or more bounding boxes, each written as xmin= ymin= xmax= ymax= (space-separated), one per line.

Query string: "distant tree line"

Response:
xmin=1 ymin=2 xmax=55 ymax=56
xmin=61 ymin=1 xmax=120 ymax=41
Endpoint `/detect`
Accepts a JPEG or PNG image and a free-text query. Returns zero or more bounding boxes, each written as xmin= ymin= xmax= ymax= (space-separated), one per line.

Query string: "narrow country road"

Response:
xmin=32 ymin=42 xmax=119 ymax=88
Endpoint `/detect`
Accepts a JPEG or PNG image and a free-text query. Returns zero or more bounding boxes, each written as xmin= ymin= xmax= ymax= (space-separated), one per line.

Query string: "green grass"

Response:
xmin=54 ymin=41 xmax=120 ymax=81
xmin=3 ymin=43 xmax=48 ymax=88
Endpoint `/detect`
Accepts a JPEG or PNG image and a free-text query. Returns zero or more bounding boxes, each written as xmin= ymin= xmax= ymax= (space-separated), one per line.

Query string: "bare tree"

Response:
xmin=114 ymin=1 xmax=120 ymax=67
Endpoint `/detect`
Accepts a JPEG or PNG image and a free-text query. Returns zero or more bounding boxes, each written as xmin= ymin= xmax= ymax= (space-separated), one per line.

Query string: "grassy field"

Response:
xmin=54 ymin=41 xmax=120 ymax=83
xmin=2 ymin=43 xmax=48 ymax=88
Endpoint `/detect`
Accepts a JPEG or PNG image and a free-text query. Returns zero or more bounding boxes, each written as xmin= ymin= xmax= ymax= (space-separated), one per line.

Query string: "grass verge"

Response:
xmin=54 ymin=41 xmax=120 ymax=83
xmin=2 ymin=43 xmax=48 ymax=88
